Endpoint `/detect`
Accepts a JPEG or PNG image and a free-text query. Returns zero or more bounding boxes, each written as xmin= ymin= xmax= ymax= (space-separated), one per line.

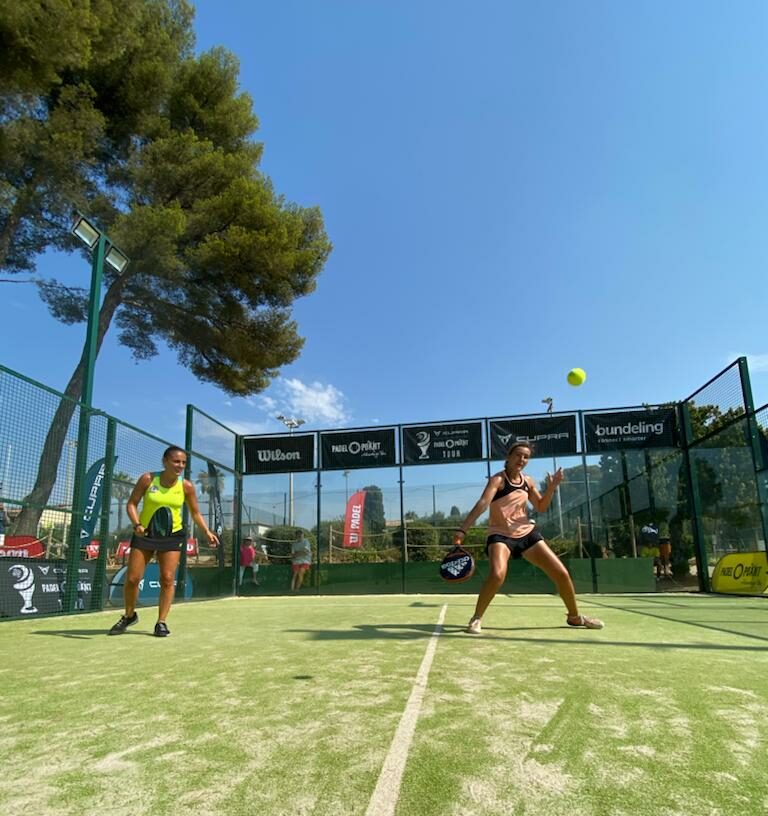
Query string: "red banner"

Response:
xmin=343 ymin=490 xmax=366 ymax=548
xmin=0 ymin=536 xmax=45 ymax=559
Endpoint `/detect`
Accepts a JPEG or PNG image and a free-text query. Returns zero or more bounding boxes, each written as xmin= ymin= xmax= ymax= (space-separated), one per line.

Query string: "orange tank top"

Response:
xmin=487 ymin=471 xmax=535 ymax=539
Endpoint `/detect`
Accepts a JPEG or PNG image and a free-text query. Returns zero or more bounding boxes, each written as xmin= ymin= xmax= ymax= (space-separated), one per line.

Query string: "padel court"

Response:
xmin=0 ymin=592 xmax=765 ymax=816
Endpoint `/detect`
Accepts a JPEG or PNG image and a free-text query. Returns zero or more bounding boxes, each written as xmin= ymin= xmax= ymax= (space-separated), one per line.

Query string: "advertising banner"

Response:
xmin=79 ymin=456 xmax=116 ymax=543
xmin=402 ymin=422 xmax=484 ymax=465
xmin=583 ymin=409 xmax=677 ymax=452
xmin=0 ymin=559 xmax=97 ymax=617
xmin=321 ymin=428 xmax=396 ymax=470
xmin=342 ymin=490 xmax=367 ymax=548
xmin=207 ymin=462 xmax=224 ymax=541
xmin=243 ymin=434 xmax=315 ymax=474
xmin=489 ymin=415 xmax=578 ymax=459
xmin=711 ymin=552 xmax=768 ymax=594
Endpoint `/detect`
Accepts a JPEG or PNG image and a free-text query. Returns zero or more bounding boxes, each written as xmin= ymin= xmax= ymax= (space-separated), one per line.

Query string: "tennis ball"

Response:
xmin=567 ymin=367 xmax=586 ymax=387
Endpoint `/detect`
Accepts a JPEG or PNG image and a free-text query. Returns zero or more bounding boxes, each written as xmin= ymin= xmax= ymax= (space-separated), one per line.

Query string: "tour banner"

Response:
xmin=583 ymin=408 xmax=677 ymax=452
xmin=0 ymin=559 xmax=98 ymax=618
xmin=320 ymin=428 xmax=396 ymax=470
xmin=80 ymin=456 xmax=117 ymax=544
xmin=402 ymin=422 xmax=484 ymax=465
xmin=489 ymin=415 xmax=578 ymax=459
xmin=243 ymin=433 xmax=315 ymax=474
xmin=343 ymin=490 xmax=367 ymax=548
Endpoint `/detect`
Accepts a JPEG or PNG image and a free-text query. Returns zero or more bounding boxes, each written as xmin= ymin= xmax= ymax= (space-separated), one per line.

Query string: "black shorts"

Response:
xmin=131 ymin=530 xmax=186 ymax=554
xmin=486 ymin=529 xmax=544 ymax=559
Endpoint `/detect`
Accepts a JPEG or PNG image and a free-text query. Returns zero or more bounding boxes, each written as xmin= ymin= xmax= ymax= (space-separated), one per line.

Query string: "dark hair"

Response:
xmin=162 ymin=446 xmax=186 ymax=460
xmin=506 ymin=441 xmax=534 ymax=457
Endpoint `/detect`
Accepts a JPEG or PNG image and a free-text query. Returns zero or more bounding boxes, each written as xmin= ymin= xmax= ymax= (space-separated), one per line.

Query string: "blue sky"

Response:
xmin=3 ymin=0 xmax=768 ymax=458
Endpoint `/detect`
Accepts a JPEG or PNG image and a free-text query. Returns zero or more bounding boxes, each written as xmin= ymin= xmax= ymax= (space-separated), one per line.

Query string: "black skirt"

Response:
xmin=131 ymin=530 xmax=186 ymax=553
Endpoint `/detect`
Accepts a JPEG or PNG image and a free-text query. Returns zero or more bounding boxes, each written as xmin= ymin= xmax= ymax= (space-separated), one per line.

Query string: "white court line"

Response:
xmin=365 ymin=603 xmax=447 ymax=816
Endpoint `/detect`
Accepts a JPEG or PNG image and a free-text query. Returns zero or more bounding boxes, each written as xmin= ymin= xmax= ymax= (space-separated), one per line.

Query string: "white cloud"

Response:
xmin=265 ymin=377 xmax=350 ymax=427
xmin=729 ymin=353 xmax=768 ymax=373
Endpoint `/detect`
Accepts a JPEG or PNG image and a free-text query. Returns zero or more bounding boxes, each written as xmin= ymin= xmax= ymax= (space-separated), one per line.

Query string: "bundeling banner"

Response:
xmin=243 ymin=433 xmax=315 ymax=474
xmin=583 ymin=409 xmax=677 ymax=452
xmin=342 ymin=490 xmax=367 ymax=548
xmin=402 ymin=422 xmax=484 ymax=465
xmin=320 ymin=428 xmax=396 ymax=470
xmin=489 ymin=415 xmax=578 ymax=459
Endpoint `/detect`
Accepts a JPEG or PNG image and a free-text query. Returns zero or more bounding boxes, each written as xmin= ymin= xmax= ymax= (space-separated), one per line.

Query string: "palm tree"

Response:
xmin=112 ymin=472 xmax=134 ymax=535
xmin=196 ymin=467 xmax=225 ymax=528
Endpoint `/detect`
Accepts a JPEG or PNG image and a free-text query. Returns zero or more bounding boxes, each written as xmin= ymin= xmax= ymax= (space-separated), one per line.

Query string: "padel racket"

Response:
xmin=146 ymin=506 xmax=173 ymax=538
xmin=439 ymin=545 xmax=476 ymax=583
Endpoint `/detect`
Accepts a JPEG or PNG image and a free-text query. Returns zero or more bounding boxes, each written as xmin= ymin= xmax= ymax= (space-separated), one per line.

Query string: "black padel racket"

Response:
xmin=146 ymin=506 xmax=173 ymax=538
xmin=439 ymin=545 xmax=476 ymax=583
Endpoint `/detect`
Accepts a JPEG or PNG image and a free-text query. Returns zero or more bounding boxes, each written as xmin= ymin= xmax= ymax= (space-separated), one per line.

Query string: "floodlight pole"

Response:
xmin=542 ymin=397 xmax=564 ymax=538
xmin=276 ymin=414 xmax=305 ymax=527
xmin=65 ymin=215 xmax=128 ymax=612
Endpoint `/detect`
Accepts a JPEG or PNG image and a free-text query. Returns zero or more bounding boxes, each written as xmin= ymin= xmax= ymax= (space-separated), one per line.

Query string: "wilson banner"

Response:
xmin=243 ymin=434 xmax=315 ymax=474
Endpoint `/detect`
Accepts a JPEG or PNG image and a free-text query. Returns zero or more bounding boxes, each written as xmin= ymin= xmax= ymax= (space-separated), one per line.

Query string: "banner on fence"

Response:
xmin=343 ymin=490 xmax=367 ymax=548
xmin=583 ymin=409 xmax=677 ymax=452
xmin=243 ymin=434 xmax=315 ymax=474
xmin=489 ymin=415 xmax=578 ymax=458
xmin=402 ymin=422 xmax=483 ymax=464
xmin=321 ymin=429 xmax=396 ymax=470
xmin=0 ymin=559 xmax=97 ymax=617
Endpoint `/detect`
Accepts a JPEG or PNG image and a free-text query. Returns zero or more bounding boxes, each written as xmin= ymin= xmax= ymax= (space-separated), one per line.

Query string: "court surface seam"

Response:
xmin=365 ymin=603 xmax=448 ymax=816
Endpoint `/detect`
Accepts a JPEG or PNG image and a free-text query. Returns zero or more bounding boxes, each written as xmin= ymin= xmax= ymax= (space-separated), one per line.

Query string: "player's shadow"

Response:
xmin=285 ymin=623 xmax=768 ymax=652
xmin=31 ymin=629 xmax=155 ymax=639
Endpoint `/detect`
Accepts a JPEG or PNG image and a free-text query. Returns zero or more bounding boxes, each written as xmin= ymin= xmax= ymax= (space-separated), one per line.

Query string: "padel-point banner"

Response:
xmin=320 ymin=428 xmax=396 ymax=470
xmin=489 ymin=415 xmax=578 ymax=459
xmin=401 ymin=422 xmax=483 ymax=465
xmin=243 ymin=434 xmax=315 ymax=474
xmin=583 ymin=409 xmax=677 ymax=452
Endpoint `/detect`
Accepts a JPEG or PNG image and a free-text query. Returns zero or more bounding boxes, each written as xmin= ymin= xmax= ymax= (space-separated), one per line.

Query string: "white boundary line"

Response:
xmin=365 ymin=603 xmax=447 ymax=816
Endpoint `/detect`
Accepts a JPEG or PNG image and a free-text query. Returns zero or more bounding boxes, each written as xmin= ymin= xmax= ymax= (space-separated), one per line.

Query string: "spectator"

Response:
xmin=239 ymin=536 xmax=258 ymax=586
xmin=291 ymin=530 xmax=312 ymax=591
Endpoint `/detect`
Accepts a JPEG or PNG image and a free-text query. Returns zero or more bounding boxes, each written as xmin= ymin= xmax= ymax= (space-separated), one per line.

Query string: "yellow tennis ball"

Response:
xmin=567 ymin=367 xmax=586 ymax=386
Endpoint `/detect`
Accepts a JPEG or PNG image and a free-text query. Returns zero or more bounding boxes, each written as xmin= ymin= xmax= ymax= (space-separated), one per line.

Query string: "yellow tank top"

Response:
xmin=139 ymin=474 xmax=185 ymax=533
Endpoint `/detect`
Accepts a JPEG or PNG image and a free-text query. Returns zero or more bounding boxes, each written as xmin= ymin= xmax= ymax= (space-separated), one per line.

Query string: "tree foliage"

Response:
xmin=2 ymin=1 xmax=332 ymax=535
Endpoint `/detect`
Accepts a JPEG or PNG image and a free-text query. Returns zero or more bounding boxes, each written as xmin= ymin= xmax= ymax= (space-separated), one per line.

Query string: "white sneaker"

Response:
xmin=466 ymin=618 xmax=482 ymax=634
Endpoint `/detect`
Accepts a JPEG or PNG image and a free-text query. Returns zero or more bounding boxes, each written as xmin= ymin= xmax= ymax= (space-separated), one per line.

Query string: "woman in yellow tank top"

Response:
xmin=108 ymin=446 xmax=219 ymax=637
xmin=455 ymin=442 xmax=604 ymax=634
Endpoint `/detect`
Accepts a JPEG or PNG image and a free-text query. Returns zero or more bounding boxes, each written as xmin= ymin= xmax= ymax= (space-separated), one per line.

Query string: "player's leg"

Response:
xmin=295 ymin=564 xmax=307 ymax=590
xmin=467 ymin=542 xmax=511 ymax=631
xmin=524 ymin=540 xmax=604 ymax=628
xmin=109 ymin=547 xmax=152 ymax=633
xmin=124 ymin=547 xmax=153 ymax=616
xmin=156 ymin=549 xmax=182 ymax=625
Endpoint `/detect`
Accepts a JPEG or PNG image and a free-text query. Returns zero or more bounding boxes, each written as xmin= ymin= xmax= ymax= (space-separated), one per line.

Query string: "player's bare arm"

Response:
xmin=528 ymin=469 xmax=563 ymax=513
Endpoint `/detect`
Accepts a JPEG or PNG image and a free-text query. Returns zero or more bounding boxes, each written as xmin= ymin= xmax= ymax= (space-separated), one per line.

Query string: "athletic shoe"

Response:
xmin=154 ymin=621 xmax=171 ymax=637
xmin=567 ymin=614 xmax=604 ymax=630
xmin=466 ymin=617 xmax=482 ymax=635
xmin=108 ymin=612 xmax=138 ymax=635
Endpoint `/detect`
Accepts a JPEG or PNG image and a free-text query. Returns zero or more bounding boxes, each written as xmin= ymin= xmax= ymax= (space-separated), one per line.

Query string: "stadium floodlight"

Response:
xmin=70 ymin=213 xmax=131 ymax=406
xmin=275 ymin=415 xmax=306 ymax=527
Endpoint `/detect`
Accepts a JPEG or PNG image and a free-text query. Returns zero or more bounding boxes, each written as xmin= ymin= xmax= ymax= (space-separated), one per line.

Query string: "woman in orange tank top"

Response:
xmin=455 ymin=442 xmax=604 ymax=634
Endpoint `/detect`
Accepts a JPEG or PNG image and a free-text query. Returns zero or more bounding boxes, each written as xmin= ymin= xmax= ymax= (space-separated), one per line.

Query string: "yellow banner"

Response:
xmin=711 ymin=551 xmax=768 ymax=594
